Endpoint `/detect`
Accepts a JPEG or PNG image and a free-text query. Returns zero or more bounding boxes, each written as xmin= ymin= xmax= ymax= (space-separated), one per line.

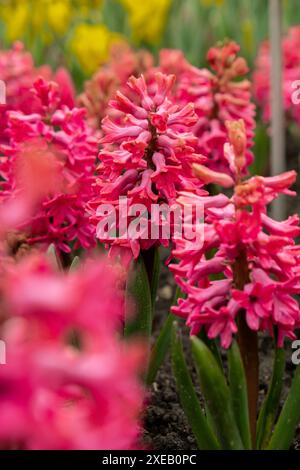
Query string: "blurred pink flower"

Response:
xmin=254 ymin=26 xmax=300 ymax=126
xmin=0 ymin=42 xmax=75 ymax=143
xmin=0 ymin=254 xmax=145 ymax=450
xmin=0 ymin=78 xmax=97 ymax=252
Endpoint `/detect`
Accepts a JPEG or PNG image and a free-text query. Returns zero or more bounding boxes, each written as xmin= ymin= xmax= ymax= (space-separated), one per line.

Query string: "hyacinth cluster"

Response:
xmin=254 ymin=26 xmax=300 ymax=126
xmin=0 ymin=254 xmax=144 ymax=450
xmin=0 ymin=77 xmax=98 ymax=253
xmin=89 ymin=71 xmax=207 ymax=261
xmin=79 ymin=41 xmax=255 ymax=175
xmin=170 ymin=41 xmax=256 ymax=173
xmin=0 ymin=42 xmax=75 ymax=143
xmin=78 ymin=43 xmax=154 ymax=130
xmin=1 ymin=31 xmax=300 ymax=450
xmin=171 ymin=119 xmax=300 ymax=348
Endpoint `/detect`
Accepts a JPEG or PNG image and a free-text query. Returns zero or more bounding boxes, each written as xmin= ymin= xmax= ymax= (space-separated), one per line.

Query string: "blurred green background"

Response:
xmin=1 ymin=0 xmax=300 ymax=85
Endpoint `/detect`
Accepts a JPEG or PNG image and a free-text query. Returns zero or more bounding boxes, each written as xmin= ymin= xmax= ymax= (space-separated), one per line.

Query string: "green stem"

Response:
xmin=233 ymin=249 xmax=259 ymax=448
xmin=124 ymin=256 xmax=152 ymax=340
xmin=237 ymin=313 xmax=259 ymax=448
xmin=141 ymin=247 xmax=160 ymax=313
xmin=228 ymin=340 xmax=252 ymax=449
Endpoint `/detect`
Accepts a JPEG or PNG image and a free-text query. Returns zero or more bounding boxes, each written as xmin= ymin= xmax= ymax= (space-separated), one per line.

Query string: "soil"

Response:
xmin=144 ymin=135 xmax=300 ymax=450
xmin=143 ymin=268 xmax=198 ymax=450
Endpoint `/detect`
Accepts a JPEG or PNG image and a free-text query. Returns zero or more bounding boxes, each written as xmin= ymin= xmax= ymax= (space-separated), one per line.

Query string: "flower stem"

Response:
xmin=141 ymin=246 xmax=160 ymax=313
xmin=233 ymin=249 xmax=259 ymax=448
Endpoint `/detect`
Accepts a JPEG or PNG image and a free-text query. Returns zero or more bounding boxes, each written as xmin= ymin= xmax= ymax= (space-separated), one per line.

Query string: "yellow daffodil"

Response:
xmin=47 ymin=1 xmax=72 ymax=35
xmin=70 ymin=23 xmax=125 ymax=75
xmin=119 ymin=0 xmax=171 ymax=45
xmin=1 ymin=0 xmax=71 ymax=43
xmin=1 ymin=1 xmax=28 ymax=42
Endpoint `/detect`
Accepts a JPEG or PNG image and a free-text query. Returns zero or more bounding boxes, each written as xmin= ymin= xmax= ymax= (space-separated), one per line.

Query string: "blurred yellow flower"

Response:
xmin=1 ymin=0 xmax=71 ymax=43
xmin=119 ymin=0 xmax=171 ymax=45
xmin=2 ymin=1 xmax=28 ymax=42
xmin=47 ymin=1 xmax=72 ymax=35
xmin=70 ymin=23 xmax=125 ymax=75
xmin=200 ymin=0 xmax=224 ymax=7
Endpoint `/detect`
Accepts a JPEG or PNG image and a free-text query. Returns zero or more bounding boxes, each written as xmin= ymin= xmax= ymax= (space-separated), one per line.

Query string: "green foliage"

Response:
xmin=171 ymin=323 xmax=221 ymax=449
xmin=192 ymin=337 xmax=244 ymax=449
xmin=124 ymin=256 xmax=153 ymax=339
xmin=228 ymin=340 xmax=252 ymax=449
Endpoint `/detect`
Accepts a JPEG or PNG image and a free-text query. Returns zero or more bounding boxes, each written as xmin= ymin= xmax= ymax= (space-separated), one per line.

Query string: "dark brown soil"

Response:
xmin=143 ymin=265 xmax=198 ymax=451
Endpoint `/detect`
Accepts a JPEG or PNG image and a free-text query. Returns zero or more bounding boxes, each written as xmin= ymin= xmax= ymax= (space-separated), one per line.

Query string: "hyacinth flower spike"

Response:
xmin=170 ymin=119 xmax=300 ymax=449
xmin=89 ymin=72 xmax=213 ymax=369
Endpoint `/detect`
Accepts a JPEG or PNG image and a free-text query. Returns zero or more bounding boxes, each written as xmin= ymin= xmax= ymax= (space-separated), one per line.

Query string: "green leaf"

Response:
xmin=146 ymin=314 xmax=174 ymax=386
xmin=124 ymin=256 xmax=152 ymax=339
xmin=198 ymin=330 xmax=223 ymax=436
xmin=145 ymin=286 xmax=184 ymax=386
xmin=47 ymin=243 xmax=63 ymax=271
xmin=171 ymin=323 xmax=220 ymax=450
xmin=149 ymin=247 xmax=161 ymax=312
xmin=199 ymin=329 xmax=223 ymax=371
xmin=256 ymin=347 xmax=285 ymax=449
xmin=228 ymin=340 xmax=252 ymax=449
xmin=267 ymin=362 xmax=300 ymax=450
xmin=69 ymin=256 xmax=80 ymax=271
xmin=192 ymin=337 xmax=244 ymax=450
